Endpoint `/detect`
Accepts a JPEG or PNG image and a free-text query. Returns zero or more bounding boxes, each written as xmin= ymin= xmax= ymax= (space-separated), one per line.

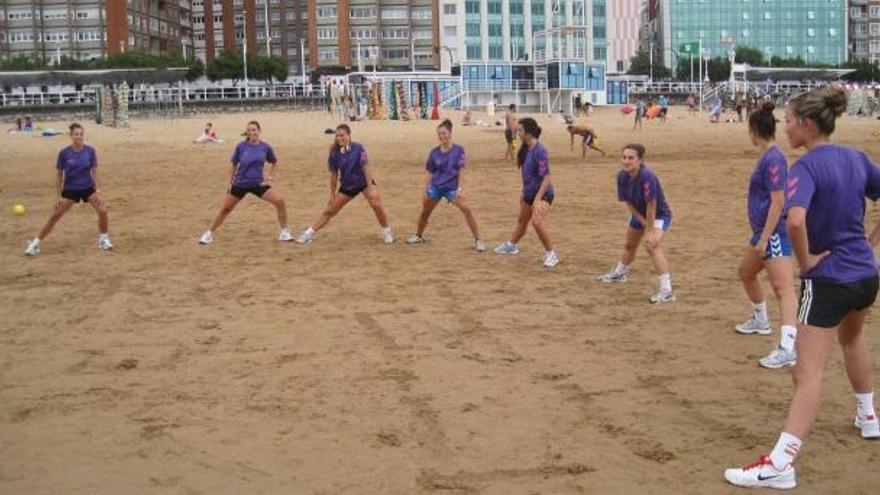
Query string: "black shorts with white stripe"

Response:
xmin=798 ymin=276 xmax=879 ymax=328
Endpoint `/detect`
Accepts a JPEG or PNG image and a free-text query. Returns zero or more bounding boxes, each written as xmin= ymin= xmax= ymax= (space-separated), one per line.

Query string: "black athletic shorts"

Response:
xmin=798 ymin=275 xmax=879 ymax=328
xmin=340 ymin=179 xmax=377 ymax=198
xmin=524 ymin=192 xmax=554 ymax=206
xmin=505 ymin=129 xmax=514 ymax=143
xmin=62 ymin=187 xmax=96 ymax=203
xmin=230 ymin=184 xmax=271 ymax=199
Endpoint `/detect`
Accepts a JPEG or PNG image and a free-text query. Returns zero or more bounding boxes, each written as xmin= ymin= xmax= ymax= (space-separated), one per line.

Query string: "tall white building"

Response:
xmin=438 ymin=0 xmax=607 ymax=71
xmin=607 ymin=0 xmax=640 ymax=73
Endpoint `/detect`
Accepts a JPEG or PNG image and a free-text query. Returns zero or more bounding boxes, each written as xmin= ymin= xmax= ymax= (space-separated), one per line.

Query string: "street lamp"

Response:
xmin=300 ymin=38 xmax=306 ymax=84
xmin=243 ymin=10 xmax=249 ymax=90
xmin=442 ymin=45 xmax=455 ymax=73
xmin=264 ymin=0 xmax=271 ymax=55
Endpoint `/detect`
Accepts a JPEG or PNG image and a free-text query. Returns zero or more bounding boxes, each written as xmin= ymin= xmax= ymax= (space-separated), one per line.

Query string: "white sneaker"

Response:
xmin=98 ymin=234 xmax=114 ymax=251
xmin=406 ymin=234 xmax=424 ymax=245
xmin=855 ymin=413 xmax=880 ymax=439
xmin=278 ymin=228 xmax=293 ymax=242
xmin=736 ymin=316 xmax=772 ymax=335
xmin=295 ymin=228 xmax=315 ymax=245
xmin=474 ymin=238 xmax=486 ymax=252
xmin=543 ymin=250 xmax=560 ymax=268
xmin=383 ymin=228 xmax=394 ymax=244
xmin=199 ymin=230 xmax=214 ymax=245
xmin=649 ymin=290 xmax=676 ymax=304
xmin=759 ymin=346 xmax=797 ymax=369
xmin=597 ymin=270 xmax=628 ymax=283
xmin=24 ymin=237 xmax=40 ymax=256
xmin=493 ymin=241 xmax=519 ymax=254
xmin=724 ymin=455 xmax=796 ymax=490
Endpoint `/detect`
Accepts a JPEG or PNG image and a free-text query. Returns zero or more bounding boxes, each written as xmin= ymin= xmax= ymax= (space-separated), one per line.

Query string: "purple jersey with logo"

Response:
xmin=426 ymin=144 xmax=466 ymax=189
xmin=748 ymin=145 xmax=787 ymax=237
xmin=56 ymin=145 xmax=97 ymax=190
xmin=786 ymin=144 xmax=880 ymax=283
xmin=521 ymin=141 xmax=554 ymax=200
xmin=231 ymin=140 xmax=277 ymax=187
xmin=616 ymin=165 xmax=672 ymax=220
xmin=328 ymin=142 xmax=368 ymax=191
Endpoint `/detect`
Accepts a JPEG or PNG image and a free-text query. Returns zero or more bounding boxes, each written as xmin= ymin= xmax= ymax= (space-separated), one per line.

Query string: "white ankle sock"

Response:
xmin=614 ymin=261 xmax=628 ymax=274
xmin=779 ymin=325 xmax=797 ymax=352
xmin=658 ymin=273 xmax=672 ymax=293
xmin=752 ymin=301 xmax=769 ymax=323
xmin=305 ymin=226 xmax=315 ymax=235
xmin=769 ymin=432 xmax=802 ymax=469
xmin=856 ymin=392 xmax=876 ymax=418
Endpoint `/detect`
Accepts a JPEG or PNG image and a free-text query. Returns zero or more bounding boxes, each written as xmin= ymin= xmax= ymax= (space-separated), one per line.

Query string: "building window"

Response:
xmin=488 ymin=1 xmax=502 ymax=15
xmin=466 ymin=44 xmax=481 ymax=60
xmin=383 ymin=48 xmax=409 ymax=59
xmin=465 ymin=1 xmax=480 ymax=15
xmin=76 ymin=11 xmax=90 ymax=19
xmin=381 ymin=7 xmax=408 ymax=20
xmin=488 ymin=45 xmax=503 ymax=59
xmin=411 ymin=7 xmax=432 ymax=20
xmin=317 ymin=6 xmax=337 ymax=19
xmin=443 ymin=4 xmax=456 ymax=15
xmin=413 ymin=28 xmax=432 ymax=40
xmin=318 ymin=47 xmax=338 ymax=61
xmin=318 ymin=28 xmax=337 ymax=40
xmin=445 ymin=26 xmax=457 ymax=37
xmin=350 ymin=7 xmax=376 ymax=18
xmin=381 ymin=28 xmax=409 ymax=40
xmin=350 ymin=27 xmax=377 ymax=40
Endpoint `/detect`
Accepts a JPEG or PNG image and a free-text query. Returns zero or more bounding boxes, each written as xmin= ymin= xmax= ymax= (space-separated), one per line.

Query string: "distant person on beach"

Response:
xmin=405 ymin=119 xmax=485 ymax=251
xmin=567 ymin=124 xmax=606 ymax=158
xmin=193 ymin=122 xmax=220 ymax=144
xmin=504 ymin=104 xmax=519 ymax=161
xmin=25 ymin=123 xmax=113 ymax=256
xmin=198 ymin=120 xmax=291 ymax=245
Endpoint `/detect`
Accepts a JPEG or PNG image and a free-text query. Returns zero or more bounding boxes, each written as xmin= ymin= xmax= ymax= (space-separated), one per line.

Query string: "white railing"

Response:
xmin=629 ymin=81 xmax=702 ymax=95
xmin=463 ymin=79 xmax=538 ymax=92
xmin=0 ymin=83 xmax=326 ymax=108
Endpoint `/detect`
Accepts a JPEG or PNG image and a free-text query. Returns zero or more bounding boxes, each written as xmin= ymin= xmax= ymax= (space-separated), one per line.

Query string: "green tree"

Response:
xmin=627 ymin=51 xmax=672 ymax=79
xmin=1 ymin=54 xmax=45 ymax=70
xmin=186 ymin=57 xmax=204 ymax=81
xmin=734 ymin=46 xmax=764 ymax=66
xmin=842 ymin=61 xmax=880 ymax=82
xmin=206 ymin=50 xmax=243 ymax=83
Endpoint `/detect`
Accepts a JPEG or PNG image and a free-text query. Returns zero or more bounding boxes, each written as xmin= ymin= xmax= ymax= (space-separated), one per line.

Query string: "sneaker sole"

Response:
xmin=855 ymin=418 xmax=880 ymax=439
xmin=650 ymin=296 xmax=676 ymax=304
xmin=735 ymin=326 xmax=772 ymax=335
xmin=759 ymin=359 xmax=796 ymax=369
xmin=724 ymin=475 xmax=796 ymax=490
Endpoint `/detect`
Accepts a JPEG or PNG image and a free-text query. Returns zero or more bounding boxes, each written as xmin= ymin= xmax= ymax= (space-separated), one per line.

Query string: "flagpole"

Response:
xmin=698 ymin=40 xmax=703 ymax=113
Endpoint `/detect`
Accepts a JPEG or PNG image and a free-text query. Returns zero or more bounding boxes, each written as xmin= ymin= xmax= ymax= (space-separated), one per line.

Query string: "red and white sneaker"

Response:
xmin=724 ymin=455 xmax=796 ymax=490
xmin=855 ymin=413 xmax=880 ymax=439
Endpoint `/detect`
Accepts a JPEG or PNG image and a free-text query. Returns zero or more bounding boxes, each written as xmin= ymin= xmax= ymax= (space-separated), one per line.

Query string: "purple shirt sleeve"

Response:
xmin=865 ymin=158 xmax=880 ymax=201
xmin=265 ymin=144 xmax=277 ymax=164
xmin=459 ymin=148 xmax=467 ymax=169
xmin=425 ymin=150 xmax=434 ymax=173
xmin=327 ymin=149 xmax=338 ymax=173
xmin=617 ymin=173 xmax=626 ymax=202
xmin=786 ymin=163 xmax=815 ymax=209
xmin=56 ymin=149 xmax=65 ymax=170
xmin=359 ymin=147 xmax=369 ymax=168
xmin=642 ymin=174 xmax=658 ymax=203
xmin=764 ymin=158 xmax=784 ymax=192
xmin=90 ymin=148 xmax=98 ymax=169
xmin=536 ymin=147 xmax=549 ymax=177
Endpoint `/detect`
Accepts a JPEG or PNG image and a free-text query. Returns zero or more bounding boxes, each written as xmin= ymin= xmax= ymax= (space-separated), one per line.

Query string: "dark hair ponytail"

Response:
xmin=748 ymin=101 xmax=777 ymax=141
xmin=438 ymin=118 xmax=453 ymax=131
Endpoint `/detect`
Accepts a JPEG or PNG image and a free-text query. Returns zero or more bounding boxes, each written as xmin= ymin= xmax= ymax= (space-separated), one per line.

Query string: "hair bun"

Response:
xmin=825 ymin=86 xmax=847 ymax=118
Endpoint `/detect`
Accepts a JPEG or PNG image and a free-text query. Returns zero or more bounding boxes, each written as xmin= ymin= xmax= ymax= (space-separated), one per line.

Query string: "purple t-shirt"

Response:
xmin=616 ymin=165 xmax=672 ymax=220
xmin=328 ymin=142 xmax=368 ymax=191
xmin=426 ymin=144 xmax=466 ymax=190
xmin=786 ymin=144 xmax=880 ymax=283
xmin=56 ymin=145 xmax=97 ymax=190
xmin=748 ymin=145 xmax=787 ymax=237
xmin=521 ymin=141 xmax=554 ymax=200
xmin=231 ymin=140 xmax=277 ymax=187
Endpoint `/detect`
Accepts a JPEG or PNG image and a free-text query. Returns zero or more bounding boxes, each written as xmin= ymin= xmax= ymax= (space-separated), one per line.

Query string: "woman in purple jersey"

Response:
xmin=296 ymin=124 xmax=393 ymax=244
xmin=405 ymin=119 xmax=485 ymax=251
xmin=25 ymin=123 xmax=113 ymax=256
xmin=734 ymin=102 xmax=799 ymax=370
xmin=597 ymin=144 xmax=675 ymax=304
xmin=493 ymin=118 xmax=559 ymax=268
xmin=198 ymin=121 xmax=291 ymax=244
xmin=725 ymin=87 xmax=880 ymax=490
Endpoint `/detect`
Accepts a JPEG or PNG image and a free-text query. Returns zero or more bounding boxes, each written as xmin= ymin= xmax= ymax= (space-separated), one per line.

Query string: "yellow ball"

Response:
xmin=13 ymin=204 xmax=25 ymax=216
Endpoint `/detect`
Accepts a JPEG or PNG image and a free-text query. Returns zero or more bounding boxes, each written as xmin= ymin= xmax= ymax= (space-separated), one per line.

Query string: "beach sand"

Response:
xmin=1 ymin=106 xmax=879 ymax=494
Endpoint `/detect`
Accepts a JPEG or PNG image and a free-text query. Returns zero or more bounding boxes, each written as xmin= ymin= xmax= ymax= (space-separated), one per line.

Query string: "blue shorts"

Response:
xmin=427 ymin=184 xmax=458 ymax=203
xmin=750 ymin=232 xmax=793 ymax=260
xmin=629 ymin=216 xmax=671 ymax=231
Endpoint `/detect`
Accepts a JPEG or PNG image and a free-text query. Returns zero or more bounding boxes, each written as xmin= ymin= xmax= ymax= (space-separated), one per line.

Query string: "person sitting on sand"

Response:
xmin=7 ymin=118 xmax=22 ymax=134
xmin=462 ymin=109 xmax=474 ymax=126
xmin=193 ymin=122 xmax=220 ymax=144
xmin=22 ymin=116 xmax=34 ymax=132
